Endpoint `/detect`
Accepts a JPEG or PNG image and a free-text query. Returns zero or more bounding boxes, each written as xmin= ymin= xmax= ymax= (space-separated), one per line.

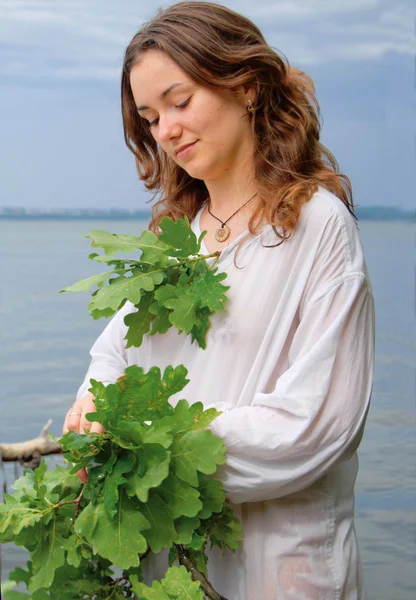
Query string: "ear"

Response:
xmin=242 ymin=83 xmax=257 ymax=105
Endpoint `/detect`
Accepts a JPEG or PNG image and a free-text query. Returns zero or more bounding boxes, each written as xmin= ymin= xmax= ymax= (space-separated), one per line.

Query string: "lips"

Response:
xmin=175 ymin=141 xmax=198 ymax=157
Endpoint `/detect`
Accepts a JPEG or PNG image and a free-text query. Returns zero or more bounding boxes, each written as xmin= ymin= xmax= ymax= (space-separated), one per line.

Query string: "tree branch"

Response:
xmin=0 ymin=420 xmax=62 ymax=465
xmin=175 ymin=544 xmax=228 ymax=600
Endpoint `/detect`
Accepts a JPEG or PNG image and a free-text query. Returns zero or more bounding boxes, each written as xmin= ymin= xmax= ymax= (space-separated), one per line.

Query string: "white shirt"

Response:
xmin=77 ymin=187 xmax=375 ymax=600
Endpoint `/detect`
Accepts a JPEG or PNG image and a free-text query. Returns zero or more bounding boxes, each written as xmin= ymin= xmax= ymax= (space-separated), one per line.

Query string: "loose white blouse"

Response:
xmin=77 ymin=187 xmax=375 ymax=600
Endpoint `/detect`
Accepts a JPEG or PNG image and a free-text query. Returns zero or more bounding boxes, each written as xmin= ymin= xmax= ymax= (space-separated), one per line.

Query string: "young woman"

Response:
xmin=63 ymin=3 xmax=375 ymax=598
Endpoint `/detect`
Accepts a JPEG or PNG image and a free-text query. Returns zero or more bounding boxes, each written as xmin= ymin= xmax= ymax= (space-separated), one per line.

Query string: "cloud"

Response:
xmin=240 ymin=0 xmax=382 ymax=17
xmin=0 ymin=0 xmax=413 ymax=82
xmin=250 ymin=0 xmax=415 ymax=64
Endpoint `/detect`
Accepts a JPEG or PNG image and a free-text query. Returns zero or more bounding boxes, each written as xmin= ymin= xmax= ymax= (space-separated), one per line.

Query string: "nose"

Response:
xmin=157 ymin=111 xmax=182 ymax=145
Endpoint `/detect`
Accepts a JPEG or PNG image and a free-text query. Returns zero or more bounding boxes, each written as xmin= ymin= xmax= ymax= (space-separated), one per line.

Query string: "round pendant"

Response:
xmin=215 ymin=224 xmax=230 ymax=242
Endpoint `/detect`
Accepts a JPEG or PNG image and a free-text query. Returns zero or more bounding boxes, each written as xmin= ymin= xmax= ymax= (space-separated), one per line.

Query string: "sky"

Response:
xmin=0 ymin=0 xmax=414 ymax=210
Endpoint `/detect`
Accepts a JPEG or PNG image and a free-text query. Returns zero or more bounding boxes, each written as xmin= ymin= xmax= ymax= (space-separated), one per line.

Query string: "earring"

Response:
xmin=247 ymin=100 xmax=255 ymax=114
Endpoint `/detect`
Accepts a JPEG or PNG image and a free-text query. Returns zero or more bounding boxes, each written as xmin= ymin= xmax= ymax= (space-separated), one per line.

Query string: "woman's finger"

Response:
xmin=77 ymin=467 xmax=88 ymax=483
xmin=90 ymin=421 xmax=105 ymax=435
xmin=79 ymin=413 xmax=92 ymax=434
xmin=65 ymin=409 xmax=82 ymax=434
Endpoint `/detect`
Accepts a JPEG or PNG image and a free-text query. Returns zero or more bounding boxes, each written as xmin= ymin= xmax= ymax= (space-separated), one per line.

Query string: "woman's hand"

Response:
xmin=62 ymin=392 xmax=105 ymax=483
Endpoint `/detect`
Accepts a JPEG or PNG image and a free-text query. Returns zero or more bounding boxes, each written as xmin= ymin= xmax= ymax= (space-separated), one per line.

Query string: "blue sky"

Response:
xmin=0 ymin=0 xmax=414 ymax=209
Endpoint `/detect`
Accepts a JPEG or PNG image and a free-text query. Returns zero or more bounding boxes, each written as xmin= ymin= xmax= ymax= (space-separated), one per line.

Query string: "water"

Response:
xmin=1 ymin=219 xmax=415 ymax=599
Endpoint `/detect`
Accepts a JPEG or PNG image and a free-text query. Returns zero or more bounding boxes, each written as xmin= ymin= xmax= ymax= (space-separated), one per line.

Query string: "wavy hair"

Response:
xmin=121 ymin=1 xmax=354 ymax=239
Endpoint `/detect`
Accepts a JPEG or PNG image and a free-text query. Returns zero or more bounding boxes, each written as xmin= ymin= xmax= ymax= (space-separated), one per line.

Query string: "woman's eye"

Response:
xmin=176 ymin=97 xmax=191 ymax=109
xmin=147 ymin=98 xmax=190 ymax=127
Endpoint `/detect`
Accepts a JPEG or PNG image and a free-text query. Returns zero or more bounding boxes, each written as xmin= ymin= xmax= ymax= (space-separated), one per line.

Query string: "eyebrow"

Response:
xmin=136 ymin=82 xmax=188 ymax=112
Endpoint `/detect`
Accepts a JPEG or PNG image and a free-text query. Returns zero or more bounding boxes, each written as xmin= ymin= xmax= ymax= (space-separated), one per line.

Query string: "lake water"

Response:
xmin=0 ymin=219 xmax=415 ymax=599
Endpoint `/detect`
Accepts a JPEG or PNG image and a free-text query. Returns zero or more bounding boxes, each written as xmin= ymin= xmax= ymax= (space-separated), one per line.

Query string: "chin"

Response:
xmin=180 ymin=159 xmax=218 ymax=182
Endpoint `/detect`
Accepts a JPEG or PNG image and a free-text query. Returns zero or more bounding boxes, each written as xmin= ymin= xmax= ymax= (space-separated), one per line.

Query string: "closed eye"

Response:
xmin=148 ymin=97 xmax=191 ymax=128
xmin=176 ymin=97 xmax=191 ymax=109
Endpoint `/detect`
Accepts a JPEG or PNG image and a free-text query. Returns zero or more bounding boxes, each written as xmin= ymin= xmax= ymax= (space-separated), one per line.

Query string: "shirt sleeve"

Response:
xmin=206 ymin=273 xmax=375 ymax=504
xmin=75 ymin=302 xmax=136 ymax=400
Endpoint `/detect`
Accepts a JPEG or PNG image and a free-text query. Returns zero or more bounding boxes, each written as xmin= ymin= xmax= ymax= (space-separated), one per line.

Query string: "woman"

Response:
xmin=63 ymin=2 xmax=375 ymax=599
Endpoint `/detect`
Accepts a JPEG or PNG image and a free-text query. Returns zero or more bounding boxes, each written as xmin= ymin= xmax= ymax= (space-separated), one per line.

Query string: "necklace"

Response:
xmin=208 ymin=193 xmax=257 ymax=242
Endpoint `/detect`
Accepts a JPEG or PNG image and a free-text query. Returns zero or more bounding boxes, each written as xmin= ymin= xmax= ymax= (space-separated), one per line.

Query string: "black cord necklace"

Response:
xmin=208 ymin=193 xmax=257 ymax=242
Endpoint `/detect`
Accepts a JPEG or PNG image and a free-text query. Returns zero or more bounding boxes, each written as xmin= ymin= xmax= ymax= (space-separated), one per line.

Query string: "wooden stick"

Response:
xmin=0 ymin=420 xmax=62 ymax=464
xmin=176 ymin=544 xmax=228 ymax=600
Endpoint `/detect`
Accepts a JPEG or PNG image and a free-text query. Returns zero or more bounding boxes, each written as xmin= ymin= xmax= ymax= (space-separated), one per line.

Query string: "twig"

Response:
xmin=139 ymin=547 xmax=151 ymax=561
xmin=175 ymin=544 xmax=228 ymax=600
xmin=57 ymin=484 xmax=85 ymax=519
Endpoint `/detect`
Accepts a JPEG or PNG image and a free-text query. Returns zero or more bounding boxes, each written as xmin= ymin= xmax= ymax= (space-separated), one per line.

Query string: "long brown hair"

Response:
xmin=121 ymin=1 xmax=354 ymax=238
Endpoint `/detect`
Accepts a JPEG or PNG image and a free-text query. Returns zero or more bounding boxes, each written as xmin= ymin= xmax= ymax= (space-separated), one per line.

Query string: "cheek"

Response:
xmin=199 ymin=103 xmax=235 ymax=147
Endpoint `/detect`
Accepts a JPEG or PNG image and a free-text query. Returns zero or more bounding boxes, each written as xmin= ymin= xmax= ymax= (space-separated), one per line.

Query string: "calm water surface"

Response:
xmin=0 ymin=219 xmax=415 ymax=599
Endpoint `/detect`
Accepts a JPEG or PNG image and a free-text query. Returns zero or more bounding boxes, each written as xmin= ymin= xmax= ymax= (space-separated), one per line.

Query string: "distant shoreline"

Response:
xmin=0 ymin=207 xmax=415 ymax=222
xmin=0 ymin=214 xmax=151 ymax=221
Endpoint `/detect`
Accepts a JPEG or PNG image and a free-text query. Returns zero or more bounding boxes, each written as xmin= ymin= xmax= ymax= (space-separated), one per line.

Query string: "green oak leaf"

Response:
xmin=90 ymin=304 xmax=119 ymax=319
xmin=33 ymin=460 xmax=48 ymax=491
xmin=60 ymin=431 xmax=108 ymax=474
xmin=158 ymin=217 xmax=200 ymax=257
xmin=131 ymin=566 xmax=203 ymax=600
xmin=140 ymin=424 xmax=173 ymax=449
xmin=159 ymin=474 xmax=202 ymax=519
xmin=196 ymin=474 xmax=225 ymax=520
xmin=149 ymin=301 xmax=171 ymax=336
xmin=187 ymin=533 xmax=205 ymax=551
xmin=139 ymin=492 xmax=177 ymax=553
xmin=124 ymin=294 xmax=154 ymax=348
xmin=186 ymin=546 xmax=209 ymax=577
xmin=88 ymin=276 xmax=135 ymax=312
xmin=159 ymin=565 xmax=204 ymax=599
xmin=155 ymin=269 xmax=228 ymax=341
xmin=4 ymin=590 xmax=31 ymax=600
xmin=125 ymin=445 xmax=171 ymax=503
xmin=75 ymin=492 xmax=150 ymax=569
xmin=110 ymin=421 xmax=173 ymax=451
xmin=153 ymin=283 xmax=178 ymax=306
xmin=29 ymin=514 xmax=67 ymax=592
xmin=73 ymin=500 xmax=99 ymax=543
xmin=102 ymin=452 xmax=136 ymax=518
xmin=88 ymin=252 xmax=127 ymax=267
xmin=171 ymin=429 xmax=226 ymax=487
xmin=62 ymin=533 xmax=84 ymax=568
xmin=1 ymin=581 xmax=18 ymax=594
xmin=88 ymin=267 xmax=164 ymax=313
xmin=0 ymin=495 xmax=43 ymax=542
xmin=165 ymin=293 xmax=201 ymax=334
xmin=199 ymin=503 xmax=244 ymax=552
xmin=190 ymin=307 xmax=211 ymax=349
xmin=85 ymin=230 xmax=142 ymax=255
xmin=60 ymin=271 xmax=112 ymax=293
xmin=187 ymin=269 xmax=229 ymax=312
xmin=86 ymin=378 xmax=107 ymax=410
xmin=173 ymin=516 xmax=201 ymax=545
xmin=136 ymin=230 xmax=169 ymax=266
xmin=9 ymin=472 xmax=37 ymax=501
xmin=38 ymin=465 xmax=82 ymax=500
xmin=60 ymin=430 xmax=102 ymax=455
xmin=8 ymin=566 xmax=31 ymax=587
xmin=130 ymin=575 xmax=171 ymax=600
xmin=159 ymin=399 xmax=221 ymax=436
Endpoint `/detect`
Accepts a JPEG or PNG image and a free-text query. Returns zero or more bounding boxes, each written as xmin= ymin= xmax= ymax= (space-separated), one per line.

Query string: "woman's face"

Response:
xmin=130 ymin=50 xmax=255 ymax=182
